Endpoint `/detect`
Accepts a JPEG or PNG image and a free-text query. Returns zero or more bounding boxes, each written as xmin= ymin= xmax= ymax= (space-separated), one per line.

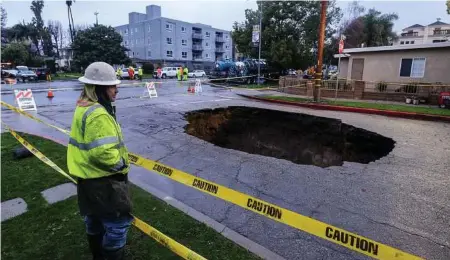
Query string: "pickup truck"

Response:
xmin=152 ymin=67 xmax=179 ymax=79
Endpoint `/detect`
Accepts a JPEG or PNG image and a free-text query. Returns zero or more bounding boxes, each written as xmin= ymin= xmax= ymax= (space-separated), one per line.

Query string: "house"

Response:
xmin=394 ymin=19 xmax=450 ymax=45
xmin=335 ymin=42 xmax=450 ymax=83
xmin=55 ymin=48 xmax=73 ymax=69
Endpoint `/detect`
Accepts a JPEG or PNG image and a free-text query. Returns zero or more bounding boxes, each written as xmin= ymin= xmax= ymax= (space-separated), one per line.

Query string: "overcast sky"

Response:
xmin=2 ymin=0 xmax=449 ymax=33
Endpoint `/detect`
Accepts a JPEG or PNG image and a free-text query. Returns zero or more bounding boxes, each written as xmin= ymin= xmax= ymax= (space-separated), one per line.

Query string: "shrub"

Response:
xmin=142 ymin=63 xmax=154 ymax=74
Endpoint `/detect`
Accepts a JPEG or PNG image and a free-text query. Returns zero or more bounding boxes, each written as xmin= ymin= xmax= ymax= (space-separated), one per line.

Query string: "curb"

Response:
xmin=238 ymin=94 xmax=450 ymax=123
xmin=132 ymin=179 xmax=286 ymax=260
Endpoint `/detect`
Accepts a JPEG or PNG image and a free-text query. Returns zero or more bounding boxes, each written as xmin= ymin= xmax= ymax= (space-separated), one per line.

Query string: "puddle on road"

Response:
xmin=184 ymin=106 xmax=395 ymax=168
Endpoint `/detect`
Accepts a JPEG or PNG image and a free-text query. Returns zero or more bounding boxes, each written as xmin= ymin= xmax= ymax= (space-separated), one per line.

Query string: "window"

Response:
xmin=225 ymin=35 xmax=229 ymax=40
xmin=400 ymin=58 xmax=426 ymax=78
xmin=405 ymin=41 xmax=410 ymax=44
xmin=205 ymin=42 xmax=209 ymax=48
xmin=125 ymin=29 xmax=128 ymax=35
xmin=410 ymin=41 xmax=414 ymax=44
xmin=225 ymin=45 xmax=229 ymax=49
xmin=400 ymin=41 xmax=404 ymax=45
xmin=182 ymin=51 xmax=187 ymax=58
xmin=124 ymin=40 xmax=128 ymax=45
xmin=205 ymin=32 xmax=210 ymax=38
xmin=181 ymin=26 xmax=186 ymax=32
xmin=433 ymin=39 xmax=447 ymax=43
xmin=166 ymin=23 xmax=173 ymax=31
xmin=135 ymin=28 xmax=138 ymax=32
xmin=205 ymin=53 xmax=210 ymax=59
xmin=148 ymin=26 xmax=151 ymax=32
xmin=167 ymin=37 xmax=173 ymax=44
xmin=225 ymin=55 xmax=228 ymax=59
xmin=147 ymin=51 xmax=151 ymax=57
xmin=182 ymin=39 xmax=187 ymax=46
xmin=166 ymin=50 xmax=173 ymax=57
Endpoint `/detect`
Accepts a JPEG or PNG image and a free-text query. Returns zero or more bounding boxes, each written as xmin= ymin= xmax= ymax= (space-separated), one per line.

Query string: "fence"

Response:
xmin=278 ymin=76 xmax=450 ymax=104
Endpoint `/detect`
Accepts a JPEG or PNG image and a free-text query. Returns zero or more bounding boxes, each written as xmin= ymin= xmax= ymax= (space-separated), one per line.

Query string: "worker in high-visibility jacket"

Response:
xmin=183 ymin=67 xmax=188 ymax=81
xmin=68 ymin=61 xmax=131 ymax=260
xmin=138 ymin=67 xmax=143 ymax=81
xmin=116 ymin=67 xmax=122 ymax=79
xmin=177 ymin=67 xmax=183 ymax=81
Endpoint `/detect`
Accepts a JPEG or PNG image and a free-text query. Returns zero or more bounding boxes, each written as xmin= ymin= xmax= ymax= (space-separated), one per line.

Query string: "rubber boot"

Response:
xmin=87 ymin=234 xmax=104 ymax=260
xmin=103 ymin=247 xmax=125 ymax=260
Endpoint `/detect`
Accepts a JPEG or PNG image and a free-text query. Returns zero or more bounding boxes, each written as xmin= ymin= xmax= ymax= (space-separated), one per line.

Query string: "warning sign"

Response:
xmin=194 ymin=79 xmax=202 ymax=94
xmin=14 ymin=89 xmax=37 ymax=111
xmin=142 ymin=82 xmax=158 ymax=98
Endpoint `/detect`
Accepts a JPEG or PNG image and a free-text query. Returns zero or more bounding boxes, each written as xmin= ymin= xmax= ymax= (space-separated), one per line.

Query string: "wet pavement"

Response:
xmin=1 ymin=80 xmax=449 ymax=260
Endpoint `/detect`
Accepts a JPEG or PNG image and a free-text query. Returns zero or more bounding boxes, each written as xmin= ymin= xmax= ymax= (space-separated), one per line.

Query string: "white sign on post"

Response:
xmin=14 ymin=89 xmax=37 ymax=111
xmin=195 ymin=79 xmax=202 ymax=94
xmin=141 ymin=82 xmax=158 ymax=98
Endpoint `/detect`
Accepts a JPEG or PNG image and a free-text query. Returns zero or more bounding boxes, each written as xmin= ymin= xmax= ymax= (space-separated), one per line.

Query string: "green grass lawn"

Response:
xmin=263 ymin=95 xmax=450 ymax=116
xmin=1 ymin=133 xmax=260 ymax=260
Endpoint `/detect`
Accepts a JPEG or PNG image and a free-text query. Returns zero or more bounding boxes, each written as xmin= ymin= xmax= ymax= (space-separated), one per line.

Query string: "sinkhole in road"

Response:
xmin=184 ymin=106 xmax=395 ymax=168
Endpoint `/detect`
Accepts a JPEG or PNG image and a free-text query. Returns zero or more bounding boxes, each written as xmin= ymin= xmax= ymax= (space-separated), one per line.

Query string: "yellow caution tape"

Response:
xmin=1 ymin=101 xmax=423 ymax=259
xmin=1 ymin=122 xmax=206 ymax=260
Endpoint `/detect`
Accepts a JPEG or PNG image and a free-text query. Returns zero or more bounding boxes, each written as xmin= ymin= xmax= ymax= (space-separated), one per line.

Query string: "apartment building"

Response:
xmin=394 ymin=19 xmax=450 ymax=45
xmin=114 ymin=5 xmax=233 ymax=69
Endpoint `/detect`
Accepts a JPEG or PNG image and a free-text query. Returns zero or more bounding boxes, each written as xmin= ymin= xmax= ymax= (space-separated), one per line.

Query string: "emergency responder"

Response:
xmin=183 ymin=66 xmax=188 ymax=81
xmin=138 ymin=67 xmax=143 ymax=81
xmin=177 ymin=67 xmax=182 ymax=81
xmin=128 ymin=66 xmax=134 ymax=80
xmin=116 ymin=67 xmax=122 ymax=79
xmin=69 ymin=62 xmax=131 ymax=260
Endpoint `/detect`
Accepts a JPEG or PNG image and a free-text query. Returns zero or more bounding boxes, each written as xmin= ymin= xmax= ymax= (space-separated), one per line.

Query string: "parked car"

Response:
xmin=16 ymin=66 xmax=37 ymax=82
xmin=30 ymin=67 xmax=50 ymax=81
xmin=152 ymin=67 xmax=179 ymax=79
xmin=118 ymin=68 xmax=138 ymax=80
xmin=188 ymin=70 xmax=206 ymax=78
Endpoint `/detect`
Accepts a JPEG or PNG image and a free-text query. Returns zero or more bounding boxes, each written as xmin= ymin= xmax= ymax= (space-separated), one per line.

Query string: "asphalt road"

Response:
xmin=1 ymin=79 xmax=449 ymax=260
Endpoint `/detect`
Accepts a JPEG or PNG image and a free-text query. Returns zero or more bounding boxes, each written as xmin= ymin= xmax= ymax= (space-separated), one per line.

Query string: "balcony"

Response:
xmin=433 ymin=29 xmax=450 ymax=36
xmin=400 ymin=32 xmax=418 ymax=37
xmin=193 ymin=56 xmax=202 ymax=61
xmin=215 ymin=36 xmax=225 ymax=43
xmin=192 ymin=32 xmax=203 ymax=40
xmin=215 ymin=47 xmax=225 ymax=53
xmin=192 ymin=44 xmax=203 ymax=51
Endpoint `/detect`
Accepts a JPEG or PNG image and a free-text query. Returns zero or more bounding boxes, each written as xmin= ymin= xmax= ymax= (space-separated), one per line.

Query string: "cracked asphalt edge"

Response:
xmin=132 ymin=178 xmax=287 ymax=260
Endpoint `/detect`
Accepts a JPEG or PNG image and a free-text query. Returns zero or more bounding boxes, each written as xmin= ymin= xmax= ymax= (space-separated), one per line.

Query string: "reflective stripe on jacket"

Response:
xmin=67 ymin=103 xmax=129 ymax=179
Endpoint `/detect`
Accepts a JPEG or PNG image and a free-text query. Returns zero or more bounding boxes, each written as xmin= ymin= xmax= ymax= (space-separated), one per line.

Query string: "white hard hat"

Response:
xmin=78 ymin=62 xmax=121 ymax=86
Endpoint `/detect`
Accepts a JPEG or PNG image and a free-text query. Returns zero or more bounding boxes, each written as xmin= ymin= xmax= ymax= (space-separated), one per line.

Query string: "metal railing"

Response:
xmin=193 ymin=56 xmax=203 ymax=61
xmin=192 ymin=45 xmax=203 ymax=51
xmin=215 ymin=37 xmax=225 ymax=42
xmin=433 ymin=29 xmax=450 ymax=35
xmin=215 ymin=47 xmax=224 ymax=52
xmin=192 ymin=32 xmax=203 ymax=39
xmin=321 ymin=79 xmax=355 ymax=92
xmin=400 ymin=32 xmax=418 ymax=37
xmin=364 ymin=81 xmax=450 ymax=95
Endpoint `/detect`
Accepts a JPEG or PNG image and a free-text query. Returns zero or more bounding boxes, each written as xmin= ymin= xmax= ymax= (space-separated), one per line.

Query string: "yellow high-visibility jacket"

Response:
xmin=138 ymin=68 xmax=143 ymax=76
xmin=67 ymin=102 xmax=129 ymax=179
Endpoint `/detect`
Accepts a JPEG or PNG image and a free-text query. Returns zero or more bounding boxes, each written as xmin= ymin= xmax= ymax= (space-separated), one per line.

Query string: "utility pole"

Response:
xmin=257 ymin=1 xmax=262 ymax=85
xmin=94 ymin=11 xmax=99 ymax=25
xmin=313 ymin=0 xmax=328 ymax=102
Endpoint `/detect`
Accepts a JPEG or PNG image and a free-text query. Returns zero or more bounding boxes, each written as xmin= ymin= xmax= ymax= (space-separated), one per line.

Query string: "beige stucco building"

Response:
xmin=335 ymin=42 xmax=450 ymax=84
xmin=394 ymin=20 xmax=450 ymax=46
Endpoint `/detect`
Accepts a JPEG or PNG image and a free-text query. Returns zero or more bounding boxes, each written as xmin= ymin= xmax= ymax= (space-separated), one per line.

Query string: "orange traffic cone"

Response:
xmin=47 ymin=89 xmax=54 ymax=98
xmin=188 ymin=85 xmax=192 ymax=93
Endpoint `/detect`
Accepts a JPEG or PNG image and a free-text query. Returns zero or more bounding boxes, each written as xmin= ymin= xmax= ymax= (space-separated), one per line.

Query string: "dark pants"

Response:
xmin=84 ymin=214 xmax=133 ymax=251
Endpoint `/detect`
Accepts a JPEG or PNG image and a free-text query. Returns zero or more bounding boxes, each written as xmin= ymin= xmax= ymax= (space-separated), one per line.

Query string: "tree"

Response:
xmin=1 ymin=6 xmax=7 ymax=46
xmin=48 ymin=20 xmax=62 ymax=57
xmin=30 ymin=0 xmax=54 ymax=56
xmin=447 ymin=0 xmax=450 ymax=14
xmin=72 ymin=25 xmax=130 ymax=70
xmin=232 ymin=1 xmax=342 ymax=71
xmin=1 ymin=42 xmax=30 ymax=66
xmin=66 ymin=0 xmax=75 ymax=43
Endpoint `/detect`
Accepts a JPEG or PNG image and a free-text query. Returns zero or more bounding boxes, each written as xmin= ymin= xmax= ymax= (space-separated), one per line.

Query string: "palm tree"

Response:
xmin=66 ymin=0 xmax=75 ymax=43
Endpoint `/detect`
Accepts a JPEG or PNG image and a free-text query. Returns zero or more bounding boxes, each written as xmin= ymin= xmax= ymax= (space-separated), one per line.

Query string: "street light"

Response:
xmin=94 ymin=11 xmax=99 ymax=25
xmin=257 ymin=2 xmax=262 ymax=85
xmin=313 ymin=0 xmax=328 ymax=102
